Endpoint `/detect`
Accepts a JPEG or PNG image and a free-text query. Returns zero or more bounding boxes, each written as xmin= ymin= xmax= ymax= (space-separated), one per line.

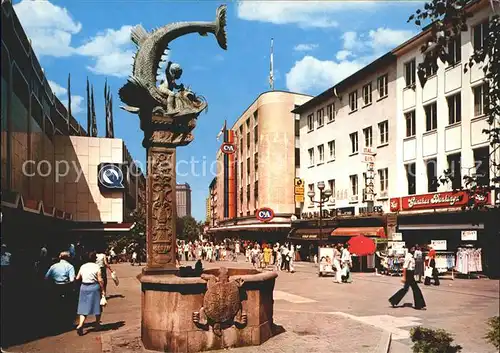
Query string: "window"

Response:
xmin=362 ymin=83 xmax=372 ymax=105
xmin=254 ymin=125 xmax=258 ymax=143
xmin=317 ymin=144 xmax=324 ymax=163
xmin=294 ymin=119 xmax=300 ymax=137
xmin=307 ymin=114 xmax=314 ymax=131
xmin=448 ymin=35 xmax=461 ymax=65
xmin=254 ymin=181 xmax=259 ymax=208
xmin=326 ymin=103 xmax=335 ymax=122
xmin=254 ymin=153 xmax=258 ymax=172
xmin=308 ymin=148 xmax=315 ymax=166
xmin=246 ymin=132 xmax=250 ymax=149
xmin=328 ymin=179 xmax=335 ymax=202
xmin=424 ymin=102 xmax=437 ymax=131
xmin=363 ymin=127 xmax=373 ymax=147
xmin=474 ymin=147 xmax=490 ymax=186
xmin=377 ymin=74 xmax=388 ymax=98
xmin=425 ymin=61 xmax=438 ymax=76
xmin=447 ymin=93 xmax=461 ymax=125
xmin=406 ymin=163 xmax=416 ymax=195
xmin=349 ymin=90 xmax=358 ymax=111
xmin=316 ymin=108 xmax=325 ymax=127
xmin=327 ymin=140 xmax=335 ymax=160
xmin=447 ymin=153 xmax=462 ymax=189
xmin=426 ymin=158 xmax=438 ymax=192
xmin=350 ymin=175 xmax=358 ymax=196
xmin=473 ymin=21 xmax=488 ymax=51
xmin=246 ymin=118 xmax=250 ymax=128
xmin=240 ymin=162 xmax=243 ymax=181
xmin=349 ymin=132 xmax=358 ymax=154
xmin=379 ymin=120 xmax=389 ymax=145
xmin=246 ymin=157 xmax=251 ymax=178
xmin=404 ymin=59 xmax=416 ymax=87
xmin=295 ymin=148 xmax=300 ymax=167
xmin=253 ymin=110 xmax=258 ymax=125
xmin=405 ymin=110 xmax=416 ymax=137
xmin=378 ymin=168 xmax=388 ymax=193
xmin=474 ymin=83 xmax=488 ymax=117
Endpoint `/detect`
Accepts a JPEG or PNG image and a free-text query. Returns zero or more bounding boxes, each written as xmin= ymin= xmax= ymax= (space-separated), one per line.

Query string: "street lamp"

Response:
xmin=308 ymin=181 xmax=333 ymax=241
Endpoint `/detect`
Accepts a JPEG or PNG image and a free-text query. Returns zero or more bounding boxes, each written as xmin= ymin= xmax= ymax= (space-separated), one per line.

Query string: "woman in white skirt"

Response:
xmin=76 ymin=252 xmax=104 ymax=336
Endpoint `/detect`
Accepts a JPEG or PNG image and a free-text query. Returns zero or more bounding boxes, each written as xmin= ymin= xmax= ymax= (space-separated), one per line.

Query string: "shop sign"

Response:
xmin=295 ymin=194 xmax=305 ymax=203
xmin=301 ymin=234 xmax=318 ymax=239
xmin=392 ymin=232 xmax=402 ymax=241
xmin=256 ymin=207 xmax=274 ymax=222
xmin=362 ymin=147 xmax=376 ymax=155
xmin=220 ymin=142 xmax=236 ymax=154
xmin=336 ymin=207 xmax=355 ymax=216
xmin=431 ymin=240 xmax=447 ymax=251
xmin=461 ymin=230 xmax=477 ymax=241
xmin=359 ymin=205 xmax=383 ymax=214
xmin=300 ymin=207 xmax=355 ymax=220
xmin=362 ymin=155 xmax=375 ymax=163
xmin=98 ymin=163 xmax=126 ymax=190
xmin=390 ymin=191 xmax=490 ymax=212
xmin=389 ymin=241 xmax=405 ymax=249
xmin=294 ymin=178 xmax=305 ymax=196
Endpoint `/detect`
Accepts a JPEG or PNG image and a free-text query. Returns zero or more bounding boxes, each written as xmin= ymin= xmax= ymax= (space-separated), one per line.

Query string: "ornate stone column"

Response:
xmin=142 ymin=116 xmax=196 ymax=273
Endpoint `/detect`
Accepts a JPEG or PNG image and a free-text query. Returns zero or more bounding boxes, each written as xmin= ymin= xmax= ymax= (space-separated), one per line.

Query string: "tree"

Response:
xmin=176 ymin=216 xmax=201 ymax=242
xmin=408 ymin=0 xmax=500 ymax=209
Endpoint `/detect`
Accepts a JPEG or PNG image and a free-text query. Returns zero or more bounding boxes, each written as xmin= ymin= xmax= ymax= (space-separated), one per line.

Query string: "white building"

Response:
xmin=295 ymin=53 xmax=398 ymax=218
xmin=393 ymin=0 xmax=496 ymax=199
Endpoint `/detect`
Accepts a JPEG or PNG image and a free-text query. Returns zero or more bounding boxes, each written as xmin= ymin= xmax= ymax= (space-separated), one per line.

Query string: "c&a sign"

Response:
xmin=256 ymin=207 xmax=275 ymax=222
xmin=390 ymin=191 xmax=490 ymax=212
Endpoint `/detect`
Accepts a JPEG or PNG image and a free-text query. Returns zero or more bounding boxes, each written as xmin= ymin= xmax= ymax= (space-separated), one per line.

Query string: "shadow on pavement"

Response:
xmin=83 ymin=321 xmax=126 ymax=335
xmin=107 ymin=294 xmax=125 ymax=300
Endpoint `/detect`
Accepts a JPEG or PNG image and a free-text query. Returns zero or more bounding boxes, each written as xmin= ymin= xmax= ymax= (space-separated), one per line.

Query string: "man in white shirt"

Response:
xmin=332 ymin=245 xmax=342 ymax=283
xmin=388 ymin=247 xmax=426 ymax=310
xmin=341 ymin=246 xmax=352 ymax=283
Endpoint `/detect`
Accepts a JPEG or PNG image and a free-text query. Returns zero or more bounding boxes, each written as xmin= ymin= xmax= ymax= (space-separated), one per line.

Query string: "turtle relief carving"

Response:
xmin=193 ymin=267 xmax=247 ymax=336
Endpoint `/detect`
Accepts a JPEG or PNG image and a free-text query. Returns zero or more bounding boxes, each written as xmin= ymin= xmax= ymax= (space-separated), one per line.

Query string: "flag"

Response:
xmin=216 ymin=120 xmax=226 ymax=141
xmin=269 ymin=38 xmax=274 ymax=90
xmin=86 ymin=78 xmax=91 ymax=136
xmin=67 ymin=73 xmax=72 ymax=131
xmin=91 ymin=85 xmax=98 ymax=137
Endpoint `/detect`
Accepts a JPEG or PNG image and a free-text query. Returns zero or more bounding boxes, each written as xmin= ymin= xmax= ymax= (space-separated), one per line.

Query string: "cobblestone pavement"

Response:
xmin=5 ymin=259 xmax=499 ymax=353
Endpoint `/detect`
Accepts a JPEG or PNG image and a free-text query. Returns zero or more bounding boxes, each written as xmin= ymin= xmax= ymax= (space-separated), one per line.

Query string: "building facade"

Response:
xmin=209 ymin=90 xmax=312 ymax=240
xmin=176 ymin=183 xmax=192 ymax=218
xmin=1 ymin=0 xmax=144 ymax=251
xmin=391 ymin=0 xmax=499 ymax=277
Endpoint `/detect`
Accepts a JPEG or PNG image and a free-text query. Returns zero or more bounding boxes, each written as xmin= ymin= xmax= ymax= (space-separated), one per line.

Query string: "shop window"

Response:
xmin=406 ymin=163 xmax=416 ymax=195
xmin=447 ymin=153 xmax=462 ymax=189
xmin=426 ymin=158 xmax=438 ymax=192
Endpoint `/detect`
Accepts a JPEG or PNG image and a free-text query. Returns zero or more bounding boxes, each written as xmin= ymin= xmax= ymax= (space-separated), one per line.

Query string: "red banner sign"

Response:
xmin=390 ymin=191 xmax=490 ymax=212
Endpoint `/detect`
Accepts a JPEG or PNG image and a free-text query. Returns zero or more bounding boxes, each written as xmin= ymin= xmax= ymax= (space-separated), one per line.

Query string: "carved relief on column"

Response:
xmin=147 ymin=146 xmax=177 ymax=268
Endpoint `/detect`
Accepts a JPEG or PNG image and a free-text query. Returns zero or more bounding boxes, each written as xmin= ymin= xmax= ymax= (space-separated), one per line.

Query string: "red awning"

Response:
xmin=330 ymin=226 xmax=386 ymax=238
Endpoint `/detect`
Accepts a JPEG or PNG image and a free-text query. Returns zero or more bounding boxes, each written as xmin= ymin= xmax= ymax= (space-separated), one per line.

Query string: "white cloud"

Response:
xmin=286 ymin=56 xmax=366 ymax=93
xmin=294 ymin=44 xmax=318 ymax=52
xmin=76 ymin=25 xmax=135 ymax=78
xmin=14 ymin=0 xmax=81 ymax=57
xmin=335 ymin=50 xmax=352 ymax=61
xmin=48 ymin=80 xmax=84 ymax=115
xmin=286 ymin=27 xmax=415 ymax=94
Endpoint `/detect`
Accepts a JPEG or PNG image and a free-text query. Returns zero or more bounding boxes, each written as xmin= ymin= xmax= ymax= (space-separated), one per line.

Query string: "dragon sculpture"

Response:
xmin=119 ymin=5 xmax=227 ymax=122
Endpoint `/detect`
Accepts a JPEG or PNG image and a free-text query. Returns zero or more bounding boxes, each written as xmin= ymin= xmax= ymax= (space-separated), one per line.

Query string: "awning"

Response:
xmin=398 ymin=223 xmax=484 ymax=231
xmin=69 ymin=222 xmax=136 ymax=232
xmin=208 ymin=223 xmax=291 ymax=233
xmin=330 ymin=226 xmax=386 ymax=238
xmin=288 ymin=228 xmax=333 ymax=241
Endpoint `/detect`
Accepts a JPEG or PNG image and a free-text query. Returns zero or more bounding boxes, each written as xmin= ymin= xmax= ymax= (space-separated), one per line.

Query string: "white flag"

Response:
xmin=216 ymin=120 xmax=226 ymax=141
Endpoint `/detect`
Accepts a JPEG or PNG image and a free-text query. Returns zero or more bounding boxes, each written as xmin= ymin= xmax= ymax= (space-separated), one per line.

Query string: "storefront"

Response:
xmin=390 ymin=191 xmax=499 ymax=278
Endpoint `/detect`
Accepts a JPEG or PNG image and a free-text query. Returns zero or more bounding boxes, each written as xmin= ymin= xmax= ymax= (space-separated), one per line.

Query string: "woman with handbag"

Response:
xmin=75 ymin=252 xmax=105 ymax=336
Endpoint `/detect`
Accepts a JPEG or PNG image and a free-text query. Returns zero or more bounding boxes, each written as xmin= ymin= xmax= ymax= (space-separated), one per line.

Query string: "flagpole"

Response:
xmin=269 ymin=38 xmax=274 ymax=91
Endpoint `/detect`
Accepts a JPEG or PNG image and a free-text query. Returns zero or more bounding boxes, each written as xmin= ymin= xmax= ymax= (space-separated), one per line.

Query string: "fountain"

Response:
xmin=118 ymin=5 xmax=278 ymax=352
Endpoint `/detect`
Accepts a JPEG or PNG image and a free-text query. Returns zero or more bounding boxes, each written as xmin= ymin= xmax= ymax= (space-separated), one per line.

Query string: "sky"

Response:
xmin=14 ymin=0 xmax=425 ymax=221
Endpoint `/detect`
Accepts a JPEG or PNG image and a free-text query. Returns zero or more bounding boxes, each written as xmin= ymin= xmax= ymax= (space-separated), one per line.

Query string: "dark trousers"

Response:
xmin=424 ymin=259 xmax=440 ymax=286
xmin=389 ymin=270 xmax=426 ymax=309
xmin=185 ymin=251 xmax=189 ymax=261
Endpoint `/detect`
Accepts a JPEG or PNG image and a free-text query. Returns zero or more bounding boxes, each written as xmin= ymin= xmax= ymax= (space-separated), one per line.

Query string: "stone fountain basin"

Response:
xmin=139 ymin=268 xmax=278 ymax=353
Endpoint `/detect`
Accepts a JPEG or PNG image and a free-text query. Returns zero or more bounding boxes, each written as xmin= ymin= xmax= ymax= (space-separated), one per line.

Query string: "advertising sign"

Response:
xmin=220 ymin=142 xmax=236 ymax=154
xmin=431 ymin=240 xmax=447 ymax=251
xmin=295 ymin=194 xmax=305 ymax=203
xmin=392 ymin=232 xmax=403 ymax=241
xmin=461 ymin=230 xmax=477 ymax=241
xmin=256 ymin=207 xmax=275 ymax=222
xmin=98 ymin=163 xmax=126 ymax=190
xmin=390 ymin=191 xmax=490 ymax=211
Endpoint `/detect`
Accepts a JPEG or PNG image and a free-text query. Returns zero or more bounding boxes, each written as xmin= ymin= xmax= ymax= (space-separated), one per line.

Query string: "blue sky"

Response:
xmin=15 ymin=0 xmax=424 ymax=221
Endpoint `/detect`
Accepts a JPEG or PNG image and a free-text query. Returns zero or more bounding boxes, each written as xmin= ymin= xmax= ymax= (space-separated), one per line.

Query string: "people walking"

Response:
xmin=424 ymin=246 xmax=440 ymax=286
xmin=96 ymin=248 xmax=114 ymax=297
xmin=288 ymin=244 xmax=295 ymax=273
xmin=332 ymin=245 xmax=342 ymax=283
xmin=76 ymin=252 xmax=105 ymax=336
xmin=341 ymin=245 xmax=352 ymax=283
xmin=389 ymin=247 xmax=426 ymax=310
xmin=414 ymin=245 xmax=424 ymax=282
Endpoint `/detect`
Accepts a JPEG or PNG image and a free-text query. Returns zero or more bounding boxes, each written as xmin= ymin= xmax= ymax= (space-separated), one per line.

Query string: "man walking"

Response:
xmin=389 ymin=247 xmax=426 ymax=310
xmin=332 ymin=245 xmax=342 ymax=284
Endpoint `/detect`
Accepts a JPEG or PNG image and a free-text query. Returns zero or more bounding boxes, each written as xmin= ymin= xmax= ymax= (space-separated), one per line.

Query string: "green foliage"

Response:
xmin=485 ymin=316 xmax=500 ymax=349
xmin=176 ymin=216 xmax=201 ymax=242
xmin=409 ymin=0 xmax=500 ymax=209
xmin=410 ymin=326 xmax=462 ymax=353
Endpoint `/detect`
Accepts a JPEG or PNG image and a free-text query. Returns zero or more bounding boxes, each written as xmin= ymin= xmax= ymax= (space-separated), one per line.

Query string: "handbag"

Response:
xmin=424 ymin=267 xmax=433 ymax=278
xmin=111 ymin=271 xmax=119 ymax=286
xmin=100 ymin=295 xmax=107 ymax=307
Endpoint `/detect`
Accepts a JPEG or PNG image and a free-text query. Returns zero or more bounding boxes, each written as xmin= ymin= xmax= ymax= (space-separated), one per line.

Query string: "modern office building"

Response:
xmin=209 ymin=90 xmax=312 ymax=241
xmin=176 ymin=183 xmax=192 ymax=218
xmin=1 ymin=0 xmax=144 ymax=249
xmin=207 ymin=177 xmax=218 ymax=226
